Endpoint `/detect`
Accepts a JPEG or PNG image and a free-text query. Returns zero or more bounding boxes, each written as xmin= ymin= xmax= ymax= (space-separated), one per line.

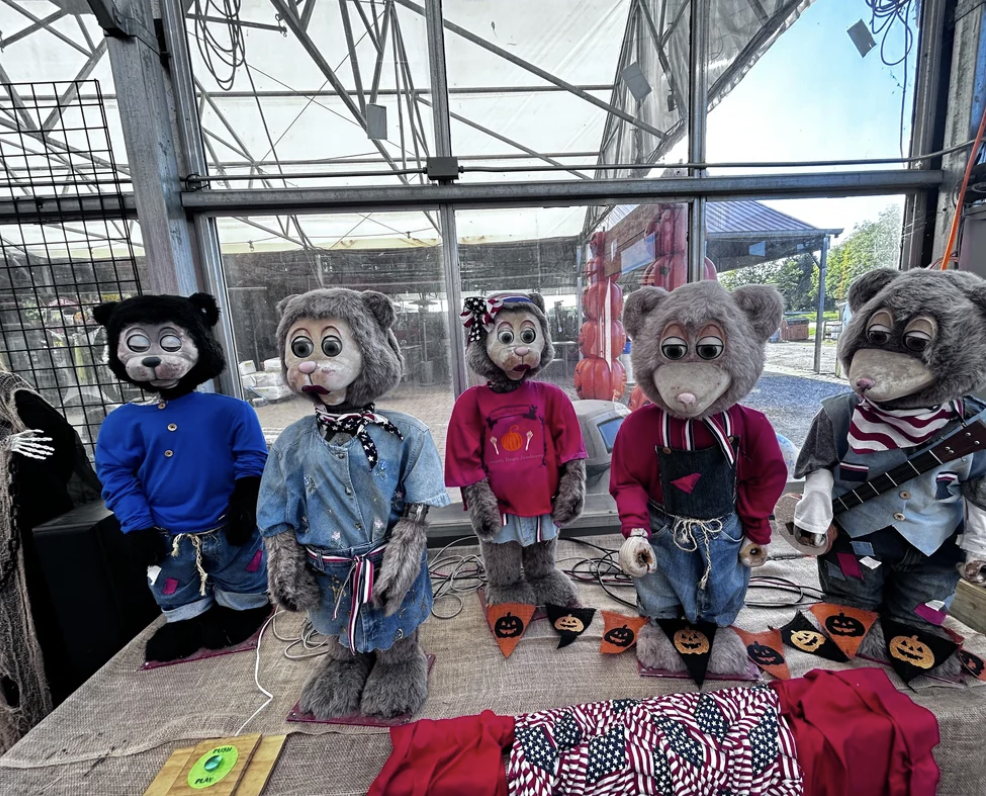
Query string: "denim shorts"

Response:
xmin=633 ymin=506 xmax=749 ymax=627
xmin=487 ymin=513 xmax=558 ymax=547
xmin=306 ymin=540 xmax=433 ymax=653
xmin=149 ymin=528 xmax=269 ymax=621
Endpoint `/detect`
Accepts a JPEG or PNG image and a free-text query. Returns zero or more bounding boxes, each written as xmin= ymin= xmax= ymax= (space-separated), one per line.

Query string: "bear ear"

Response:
xmin=526 ymin=292 xmax=547 ymax=313
xmin=623 ymin=287 xmax=669 ymax=340
xmin=732 ymin=284 xmax=784 ymax=343
xmin=363 ymin=290 xmax=396 ymax=330
xmin=847 ymin=268 xmax=901 ymax=312
xmin=275 ymin=294 xmax=300 ymax=317
xmin=91 ymin=301 xmax=118 ymax=327
xmin=188 ymin=293 xmax=220 ymax=327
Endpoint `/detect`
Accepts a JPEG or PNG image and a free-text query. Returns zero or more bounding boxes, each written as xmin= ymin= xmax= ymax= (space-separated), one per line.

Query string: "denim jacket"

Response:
xmin=257 ymin=410 xmax=450 ymax=652
xmin=258 ymin=410 xmax=450 ymax=549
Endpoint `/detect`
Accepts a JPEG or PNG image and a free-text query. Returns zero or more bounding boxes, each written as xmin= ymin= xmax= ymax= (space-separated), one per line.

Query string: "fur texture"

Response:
xmin=706 ymin=627 xmax=751 ymax=675
xmin=465 ymin=294 xmax=553 ymax=393
xmin=522 ymin=539 xmax=579 ymax=607
xmin=463 ymin=479 xmax=505 ymax=541
xmin=636 ymin=622 xmax=685 ymax=672
xmin=275 ymin=289 xmax=403 ymax=408
xmin=858 ymin=620 xmax=962 ymax=678
xmin=372 ymin=518 xmax=427 ymax=616
xmin=359 ymin=630 xmax=430 ymax=718
xmin=839 ymin=268 xmax=986 ymax=408
xmin=552 ymin=459 xmax=586 ymax=526
xmin=480 ymin=539 xmax=536 ymax=606
xmin=93 ymin=293 xmax=225 ymax=399
xmin=265 ymin=530 xmax=321 ymax=613
xmin=299 ymin=641 xmax=373 ymax=719
xmin=625 ymin=282 xmax=783 ymax=420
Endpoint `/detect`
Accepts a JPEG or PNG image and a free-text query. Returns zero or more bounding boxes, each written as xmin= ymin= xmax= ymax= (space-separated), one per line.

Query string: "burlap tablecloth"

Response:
xmin=2 ymin=534 xmax=985 ymax=795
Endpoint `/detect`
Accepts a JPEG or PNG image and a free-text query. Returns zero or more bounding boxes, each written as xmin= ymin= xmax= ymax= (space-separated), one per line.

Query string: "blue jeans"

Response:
xmin=634 ymin=506 xmax=749 ymax=626
xmin=818 ymin=525 xmax=963 ymax=627
xmin=488 ymin=513 xmax=558 ymax=546
xmin=307 ymin=541 xmax=433 ymax=653
xmin=149 ymin=529 xmax=269 ymax=621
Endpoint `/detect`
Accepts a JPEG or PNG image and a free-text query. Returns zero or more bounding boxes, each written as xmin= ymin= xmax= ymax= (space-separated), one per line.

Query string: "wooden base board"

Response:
xmin=951 ymin=579 xmax=986 ymax=635
xmin=143 ymin=735 xmax=286 ymax=796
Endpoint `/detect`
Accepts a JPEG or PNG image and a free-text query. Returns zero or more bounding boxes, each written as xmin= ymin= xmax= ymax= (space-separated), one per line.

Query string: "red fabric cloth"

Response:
xmin=771 ymin=667 xmax=940 ymax=796
xmin=368 ymin=710 xmax=516 ymax=796
xmin=609 ymin=403 xmax=787 ymax=543
xmin=445 ymin=382 xmax=587 ymax=517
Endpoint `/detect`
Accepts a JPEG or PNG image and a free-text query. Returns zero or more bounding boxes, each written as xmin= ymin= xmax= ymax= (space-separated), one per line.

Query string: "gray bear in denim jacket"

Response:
xmin=258 ymin=289 xmax=449 ymax=720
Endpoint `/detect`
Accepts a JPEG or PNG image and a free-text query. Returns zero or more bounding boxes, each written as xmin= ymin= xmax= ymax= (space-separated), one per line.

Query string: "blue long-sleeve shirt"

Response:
xmin=95 ymin=392 xmax=267 ymax=534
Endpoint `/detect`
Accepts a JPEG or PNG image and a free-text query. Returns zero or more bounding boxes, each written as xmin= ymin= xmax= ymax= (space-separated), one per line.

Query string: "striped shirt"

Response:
xmin=847 ymin=399 xmax=961 ymax=454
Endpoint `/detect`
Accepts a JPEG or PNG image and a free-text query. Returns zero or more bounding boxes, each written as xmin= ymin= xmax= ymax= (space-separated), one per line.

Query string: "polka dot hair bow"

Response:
xmin=315 ymin=404 xmax=403 ymax=468
xmin=460 ymin=293 xmax=534 ymax=344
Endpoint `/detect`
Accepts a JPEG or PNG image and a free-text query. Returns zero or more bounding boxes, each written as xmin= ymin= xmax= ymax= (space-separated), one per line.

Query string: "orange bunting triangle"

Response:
xmin=733 ymin=627 xmax=791 ymax=680
xmin=808 ymin=603 xmax=878 ymax=659
xmin=485 ymin=602 xmax=536 ymax=658
xmin=599 ymin=611 xmax=649 ymax=654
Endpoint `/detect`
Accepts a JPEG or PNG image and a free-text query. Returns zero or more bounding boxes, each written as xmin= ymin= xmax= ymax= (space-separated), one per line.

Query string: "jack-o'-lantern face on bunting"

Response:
xmin=605 ymin=625 xmax=635 ymax=648
xmin=485 ymin=603 xmax=536 ymax=659
xmin=733 ymin=627 xmax=791 ymax=679
xmin=889 ymin=635 xmax=935 ymax=669
xmin=881 ymin=618 xmax=958 ymax=683
xmin=790 ymin=630 xmax=825 ymax=652
xmin=748 ymin=642 xmax=784 ymax=667
xmin=599 ymin=611 xmax=648 ymax=655
xmin=546 ymin=605 xmax=596 ymax=649
xmin=673 ymin=628 xmax=710 ymax=655
xmin=780 ymin=612 xmax=849 ymax=662
xmin=495 ymin=612 xmax=525 ymax=639
xmin=959 ymin=649 xmax=986 ymax=680
xmin=657 ymin=619 xmax=718 ymax=687
xmin=824 ymin=612 xmax=866 ymax=637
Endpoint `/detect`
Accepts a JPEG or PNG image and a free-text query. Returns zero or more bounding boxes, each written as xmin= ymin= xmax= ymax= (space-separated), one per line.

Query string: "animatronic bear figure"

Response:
xmin=611 ymin=281 xmax=787 ymax=675
xmin=94 ymin=294 xmax=270 ymax=663
xmin=446 ymin=292 xmax=587 ymax=608
xmin=785 ymin=268 xmax=986 ymax=672
xmin=258 ymin=289 xmax=449 ymax=720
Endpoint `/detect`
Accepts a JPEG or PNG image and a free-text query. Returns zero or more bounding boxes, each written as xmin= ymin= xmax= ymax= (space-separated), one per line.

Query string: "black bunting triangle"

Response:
xmin=780 ymin=612 xmax=848 ymax=662
xmin=657 ymin=618 xmax=717 ymax=687
xmin=882 ymin=617 xmax=958 ymax=683
xmin=546 ymin=605 xmax=595 ymax=648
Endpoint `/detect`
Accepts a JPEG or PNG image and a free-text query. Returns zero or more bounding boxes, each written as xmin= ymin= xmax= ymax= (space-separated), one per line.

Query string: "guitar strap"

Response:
xmin=832 ymin=404 xmax=986 ymax=512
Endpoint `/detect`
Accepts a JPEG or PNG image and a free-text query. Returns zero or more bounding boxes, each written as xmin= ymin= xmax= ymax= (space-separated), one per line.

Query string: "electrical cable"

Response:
xmin=234 ymin=608 xmax=281 ymax=736
xmin=865 ymin=0 xmax=917 ymax=158
xmin=192 ymin=0 xmax=245 ymax=93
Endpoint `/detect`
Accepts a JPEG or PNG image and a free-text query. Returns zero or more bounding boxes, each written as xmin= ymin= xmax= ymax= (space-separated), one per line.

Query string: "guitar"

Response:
xmin=773 ymin=415 xmax=986 ymax=554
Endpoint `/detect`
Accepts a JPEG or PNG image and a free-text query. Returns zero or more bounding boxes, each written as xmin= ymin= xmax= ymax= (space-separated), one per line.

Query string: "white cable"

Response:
xmin=234 ymin=609 xmax=281 ymax=736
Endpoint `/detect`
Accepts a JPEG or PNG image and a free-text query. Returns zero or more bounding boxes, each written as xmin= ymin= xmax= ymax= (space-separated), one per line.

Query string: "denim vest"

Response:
xmin=824 ymin=392 xmax=986 ymax=556
xmin=257 ymin=410 xmax=451 ymax=551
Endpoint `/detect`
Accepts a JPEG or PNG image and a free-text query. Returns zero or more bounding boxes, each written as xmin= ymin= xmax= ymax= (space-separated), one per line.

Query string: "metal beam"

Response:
xmin=394 ymin=0 xmax=667 ymax=140
xmin=338 ymin=0 xmax=367 ymax=114
xmin=182 ymin=169 xmax=944 ymax=215
xmin=84 ymin=0 xmax=132 ymax=37
xmin=103 ymin=0 xmax=199 ymax=294
xmin=2 ymin=0 xmax=92 ymax=55
xmin=0 ymin=10 xmax=67 ymax=50
xmin=0 ymin=194 xmax=138 ymax=224
xmin=814 ymin=235 xmax=829 ymax=374
xmin=688 ymin=0 xmax=709 ymax=283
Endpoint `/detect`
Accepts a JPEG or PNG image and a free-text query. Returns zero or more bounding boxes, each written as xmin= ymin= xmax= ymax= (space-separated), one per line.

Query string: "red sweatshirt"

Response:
xmin=609 ymin=403 xmax=786 ymax=544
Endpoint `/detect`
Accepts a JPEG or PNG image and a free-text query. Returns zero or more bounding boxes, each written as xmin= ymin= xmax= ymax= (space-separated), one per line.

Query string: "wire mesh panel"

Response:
xmin=0 ymin=80 xmax=142 ymax=452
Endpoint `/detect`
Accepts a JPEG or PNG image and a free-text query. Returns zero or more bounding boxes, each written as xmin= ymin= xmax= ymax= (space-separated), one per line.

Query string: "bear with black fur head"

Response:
xmin=446 ymin=292 xmax=587 ymax=608
xmin=93 ymin=293 xmax=270 ymax=664
xmin=611 ymin=281 xmax=788 ymax=677
xmin=258 ymin=288 xmax=449 ymax=720
xmin=780 ymin=268 xmax=986 ymax=676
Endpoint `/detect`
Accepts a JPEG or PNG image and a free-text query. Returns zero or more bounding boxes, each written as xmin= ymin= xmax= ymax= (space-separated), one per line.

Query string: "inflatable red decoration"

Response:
xmin=641 ymin=255 xmax=717 ymax=291
xmin=575 ymin=357 xmax=626 ymax=400
xmin=589 ymin=231 xmax=607 ymax=257
xmin=582 ymin=281 xmax=624 ymax=322
xmin=579 ymin=319 xmax=626 ymax=359
xmin=584 ymin=256 xmax=607 ymax=281
xmin=628 ymin=384 xmax=651 ymax=412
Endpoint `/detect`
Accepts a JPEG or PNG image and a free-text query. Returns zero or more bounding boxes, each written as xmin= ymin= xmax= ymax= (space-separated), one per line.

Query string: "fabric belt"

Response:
xmin=305 ymin=542 xmax=388 ymax=653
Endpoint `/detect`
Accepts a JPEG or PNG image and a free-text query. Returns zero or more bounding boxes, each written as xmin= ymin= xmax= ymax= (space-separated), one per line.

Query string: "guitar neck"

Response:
xmin=832 ymin=418 xmax=986 ymax=516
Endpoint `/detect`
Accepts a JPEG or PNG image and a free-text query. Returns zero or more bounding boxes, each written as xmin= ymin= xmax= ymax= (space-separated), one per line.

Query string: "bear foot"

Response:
xmin=299 ymin=649 xmax=373 ymax=719
xmin=200 ymin=603 xmax=270 ymax=650
xmin=360 ymin=647 xmax=429 ymax=719
xmin=527 ymin=569 xmax=579 ymax=608
xmin=707 ymin=627 xmax=751 ymax=676
xmin=636 ymin=622 xmax=686 ymax=673
xmin=145 ymin=617 xmax=204 ymax=663
xmin=485 ymin=580 xmax=537 ymax=607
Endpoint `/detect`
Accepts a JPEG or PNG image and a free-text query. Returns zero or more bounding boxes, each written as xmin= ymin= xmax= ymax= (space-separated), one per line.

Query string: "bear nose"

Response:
xmin=677 ymin=392 xmax=696 ymax=406
xmin=515 ymin=346 xmax=530 ymax=357
xmin=142 ymin=356 xmax=162 ymax=369
xmin=298 ymin=361 xmax=317 ymax=374
xmin=856 ymin=378 xmax=875 ymax=392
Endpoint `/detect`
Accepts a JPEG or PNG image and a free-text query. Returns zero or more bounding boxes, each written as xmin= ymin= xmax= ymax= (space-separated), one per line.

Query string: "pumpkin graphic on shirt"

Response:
xmin=486 ymin=404 xmax=545 ymax=465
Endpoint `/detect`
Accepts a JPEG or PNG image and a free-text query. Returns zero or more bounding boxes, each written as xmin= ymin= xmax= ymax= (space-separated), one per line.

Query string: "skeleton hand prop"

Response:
xmin=619 ymin=530 xmax=656 ymax=578
xmin=8 ymin=429 xmax=55 ymax=460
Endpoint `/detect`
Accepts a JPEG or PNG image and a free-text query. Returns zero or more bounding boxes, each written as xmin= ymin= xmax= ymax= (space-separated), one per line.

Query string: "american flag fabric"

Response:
xmin=507 ymin=686 xmax=803 ymax=796
xmin=847 ymin=398 xmax=960 ymax=454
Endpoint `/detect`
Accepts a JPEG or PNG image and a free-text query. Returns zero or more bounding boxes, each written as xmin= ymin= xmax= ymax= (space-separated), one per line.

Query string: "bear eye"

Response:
xmin=903 ymin=331 xmax=931 ymax=352
xmin=498 ymin=329 xmax=514 ymax=345
xmin=866 ymin=325 xmax=892 ymax=346
xmin=322 ymin=335 xmax=343 ymax=357
xmin=160 ymin=334 xmax=182 ymax=353
xmin=696 ymin=335 xmax=724 ymax=360
xmin=127 ymin=333 xmax=150 ymax=353
xmin=291 ymin=336 xmax=314 ymax=358
xmin=903 ymin=314 xmax=936 ymax=353
xmin=661 ymin=336 xmax=687 ymax=360
xmin=520 ymin=328 xmax=537 ymax=344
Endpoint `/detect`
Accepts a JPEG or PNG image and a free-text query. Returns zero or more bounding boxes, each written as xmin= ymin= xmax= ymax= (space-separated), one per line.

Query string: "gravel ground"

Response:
xmin=745 ymin=371 xmax=850 ymax=448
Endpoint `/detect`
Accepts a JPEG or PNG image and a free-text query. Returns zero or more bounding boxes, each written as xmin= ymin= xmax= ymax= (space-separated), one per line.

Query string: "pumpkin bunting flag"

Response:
xmin=958 ymin=649 xmax=986 ymax=682
xmin=546 ymin=605 xmax=596 ymax=648
xmin=733 ymin=627 xmax=790 ymax=680
xmin=485 ymin=602 xmax=537 ymax=658
xmin=780 ymin=612 xmax=848 ymax=662
xmin=882 ymin=617 xmax=958 ymax=683
xmin=599 ymin=611 xmax=649 ymax=654
xmin=657 ymin=619 xmax=717 ymax=687
xmin=808 ymin=603 xmax=878 ymax=660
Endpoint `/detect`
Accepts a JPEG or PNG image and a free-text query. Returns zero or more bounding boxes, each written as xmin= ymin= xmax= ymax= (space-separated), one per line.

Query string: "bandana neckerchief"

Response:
xmin=315 ymin=404 xmax=403 ymax=468
xmin=848 ymin=398 xmax=960 ymax=454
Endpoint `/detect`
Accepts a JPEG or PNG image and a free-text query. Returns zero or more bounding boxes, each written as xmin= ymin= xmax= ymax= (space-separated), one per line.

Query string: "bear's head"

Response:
xmin=839 ymin=268 xmax=986 ymax=408
xmin=463 ymin=292 xmax=553 ymax=392
xmin=92 ymin=292 xmax=225 ymax=399
xmin=624 ymin=281 xmax=783 ymax=419
xmin=275 ymin=288 xmax=403 ymax=409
